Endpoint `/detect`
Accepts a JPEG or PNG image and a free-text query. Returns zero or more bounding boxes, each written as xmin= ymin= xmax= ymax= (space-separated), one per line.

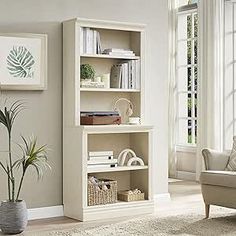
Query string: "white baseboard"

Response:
xmin=154 ymin=193 xmax=171 ymax=204
xmin=176 ymin=171 xmax=196 ymax=181
xmin=28 ymin=205 xmax=64 ymax=220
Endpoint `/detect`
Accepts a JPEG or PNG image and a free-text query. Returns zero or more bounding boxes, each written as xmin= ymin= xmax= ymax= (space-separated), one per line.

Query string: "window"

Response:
xmin=178 ymin=0 xmax=198 ymax=8
xmin=176 ymin=4 xmax=198 ymax=146
xmin=224 ymin=1 xmax=236 ymax=150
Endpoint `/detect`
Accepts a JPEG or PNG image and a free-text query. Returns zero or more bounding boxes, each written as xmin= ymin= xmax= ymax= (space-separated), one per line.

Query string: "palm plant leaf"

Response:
xmin=10 ymin=100 xmax=26 ymax=124
xmin=7 ymin=46 xmax=35 ymax=78
xmin=0 ymin=110 xmax=8 ymax=127
xmin=4 ymin=107 xmax=11 ymax=132
xmin=0 ymin=100 xmax=25 ymax=134
xmin=0 ymin=161 xmax=8 ymax=175
xmin=15 ymin=136 xmax=50 ymax=201
xmin=18 ymin=136 xmax=50 ymax=178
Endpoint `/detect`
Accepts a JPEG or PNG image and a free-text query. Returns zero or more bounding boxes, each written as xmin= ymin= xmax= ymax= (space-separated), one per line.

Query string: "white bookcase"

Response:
xmin=63 ymin=18 xmax=154 ymax=221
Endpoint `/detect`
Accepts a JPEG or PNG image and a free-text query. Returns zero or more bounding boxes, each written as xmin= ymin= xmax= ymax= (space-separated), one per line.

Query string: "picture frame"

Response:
xmin=0 ymin=33 xmax=47 ymax=90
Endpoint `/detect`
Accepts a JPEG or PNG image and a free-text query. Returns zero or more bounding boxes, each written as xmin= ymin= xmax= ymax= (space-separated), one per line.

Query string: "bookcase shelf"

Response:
xmin=87 ymin=165 xmax=148 ymax=173
xmin=87 ymin=199 xmax=151 ymax=208
xmin=80 ymin=88 xmax=141 ymax=92
xmin=80 ymin=124 xmax=153 ymax=133
xmin=81 ymin=53 xmax=140 ymax=60
xmin=63 ymin=18 xmax=153 ymax=222
xmin=83 ymin=200 xmax=153 ymax=221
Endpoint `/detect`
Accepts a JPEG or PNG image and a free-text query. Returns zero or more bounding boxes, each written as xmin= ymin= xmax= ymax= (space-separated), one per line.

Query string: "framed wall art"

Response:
xmin=0 ymin=33 xmax=47 ymax=90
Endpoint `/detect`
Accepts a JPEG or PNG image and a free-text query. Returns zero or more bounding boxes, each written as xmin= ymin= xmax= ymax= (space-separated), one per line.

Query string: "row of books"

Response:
xmin=102 ymin=48 xmax=136 ymax=57
xmin=87 ymin=151 xmax=118 ymax=171
xmin=80 ymin=27 xmax=102 ymax=54
xmin=110 ymin=60 xmax=140 ymax=89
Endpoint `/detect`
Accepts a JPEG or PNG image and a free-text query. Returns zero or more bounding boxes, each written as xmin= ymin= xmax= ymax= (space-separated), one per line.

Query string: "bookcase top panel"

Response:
xmin=64 ymin=18 xmax=146 ymax=32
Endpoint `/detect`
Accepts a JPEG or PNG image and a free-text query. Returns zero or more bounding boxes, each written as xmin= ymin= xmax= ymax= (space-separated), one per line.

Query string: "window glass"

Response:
xmin=176 ymin=8 xmax=198 ymax=146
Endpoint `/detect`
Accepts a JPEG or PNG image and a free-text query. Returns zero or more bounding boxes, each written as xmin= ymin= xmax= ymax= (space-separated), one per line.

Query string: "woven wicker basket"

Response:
xmin=118 ymin=191 xmax=145 ymax=202
xmin=88 ymin=179 xmax=117 ymax=206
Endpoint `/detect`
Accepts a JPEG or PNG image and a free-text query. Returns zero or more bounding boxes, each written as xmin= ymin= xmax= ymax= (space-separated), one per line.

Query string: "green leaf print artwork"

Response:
xmin=6 ymin=46 xmax=35 ymax=78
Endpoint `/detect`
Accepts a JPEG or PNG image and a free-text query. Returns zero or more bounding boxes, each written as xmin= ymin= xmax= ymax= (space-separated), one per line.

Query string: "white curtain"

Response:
xmin=196 ymin=0 xmax=225 ymax=179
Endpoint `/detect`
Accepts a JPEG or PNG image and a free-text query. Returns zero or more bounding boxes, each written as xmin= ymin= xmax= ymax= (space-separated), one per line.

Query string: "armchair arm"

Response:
xmin=202 ymin=149 xmax=230 ymax=171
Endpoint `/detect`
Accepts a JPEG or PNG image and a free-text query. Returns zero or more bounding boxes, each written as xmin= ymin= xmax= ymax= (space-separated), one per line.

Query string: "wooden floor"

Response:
xmin=0 ymin=180 xmax=203 ymax=235
xmin=22 ymin=180 xmax=203 ymax=234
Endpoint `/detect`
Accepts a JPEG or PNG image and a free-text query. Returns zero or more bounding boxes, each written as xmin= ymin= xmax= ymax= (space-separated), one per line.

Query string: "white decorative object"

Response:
xmin=114 ymin=98 xmax=134 ymax=124
xmin=101 ymin=73 xmax=110 ymax=88
xmin=0 ymin=33 xmax=47 ymax=90
xmin=129 ymin=117 xmax=141 ymax=125
xmin=117 ymin=149 xmax=144 ymax=166
xmin=94 ymin=76 xmax=102 ymax=83
xmin=121 ymin=189 xmax=142 ymax=195
xmin=80 ymin=80 xmax=105 ymax=88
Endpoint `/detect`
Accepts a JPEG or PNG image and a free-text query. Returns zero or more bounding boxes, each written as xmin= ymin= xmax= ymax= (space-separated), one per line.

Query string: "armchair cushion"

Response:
xmin=225 ymin=136 xmax=236 ymax=171
xmin=202 ymin=149 xmax=229 ymax=171
xmin=200 ymin=170 xmax=236 ymax=188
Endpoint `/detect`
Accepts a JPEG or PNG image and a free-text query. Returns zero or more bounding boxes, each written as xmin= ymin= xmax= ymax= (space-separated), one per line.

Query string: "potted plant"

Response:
xmin=0 ymin=100 xmax=50 ymax=234
xmin=80 ymin=64 xmax=95 ymax=81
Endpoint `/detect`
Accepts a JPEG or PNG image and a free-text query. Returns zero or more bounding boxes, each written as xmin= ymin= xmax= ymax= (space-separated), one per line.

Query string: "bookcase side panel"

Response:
xmin=140 ymin=30 xmax=146 ymax=123
xmin=130 ymin=132 xmax=149 ymax=199
xmin=63 ymin=128 xmax=83 ymax=220
xmin=63 ymin=20 xmax=80 ymax=127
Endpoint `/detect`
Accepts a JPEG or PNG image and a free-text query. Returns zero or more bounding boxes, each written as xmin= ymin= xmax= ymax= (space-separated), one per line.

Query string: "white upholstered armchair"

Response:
xmin=200 ymin=149 xmax=236 ymax=218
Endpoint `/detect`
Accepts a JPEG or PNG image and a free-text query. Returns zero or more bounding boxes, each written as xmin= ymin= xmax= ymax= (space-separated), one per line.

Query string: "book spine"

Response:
xmin=136 ymin=59 xmax=140 ymax=89
xmin=97 ymin=31 xmax=102 ymax=54
xmin=128 ymin=61 xmax=131 ymax=89
xmin=89 ymin=151 xmax=113 ymax=157
xmin=125 ymin=63 xmax=129 ymax=89
xmin=121 ymin=64 xmax=125 ymax=89
xmin=87 ymin=164 xmax=118 ymax=169
xmin=118 ymin=65 xmax=122 ymax=88
xmin=132 ymin=60 xmax=135 ymax=89
xmin=130 ymin=60 xmax=133 ymax=89
xmin=88 ymin=155 xmax=114 ymax=161
xmin=84 ymin=27 xmax=90 ymax=54
xmin=93 ymin=30 xmax=97 ymax=54
xmin=107 ymin=52 xmax=135 ymax=56
xmin=80 ymin=27 xmax=84 ymax=54
xmin=87 ymin=159 xmax=117 ymax=165
xmin=103 ymin=49 xmax=134 ymax=53
xmin=88 ymin=29 xmax=93 ymax=54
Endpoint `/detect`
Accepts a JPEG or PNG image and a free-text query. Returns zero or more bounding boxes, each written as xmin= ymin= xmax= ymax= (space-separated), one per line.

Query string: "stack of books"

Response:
xmin=87 ymin=151 xmax=118 ymax=171
xmin=110 ymin=60 xmax=140 ymax=89
xmin=80 ymin=27 xmax=102 ymax=54
xmin=102 ymin=48 xmax=135 ymax=57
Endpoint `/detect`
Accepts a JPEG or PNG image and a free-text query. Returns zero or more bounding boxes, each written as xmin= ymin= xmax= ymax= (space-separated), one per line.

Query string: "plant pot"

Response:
xmin=0 ymin=200 xmax=28 ymax=234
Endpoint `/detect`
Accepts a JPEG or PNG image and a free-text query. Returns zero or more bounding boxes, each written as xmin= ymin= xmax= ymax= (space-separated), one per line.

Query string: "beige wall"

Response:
xmin=0 ymin=0 xmax=169 ymax=208
xmin=177 ymin=151 xmax=196 ymax=173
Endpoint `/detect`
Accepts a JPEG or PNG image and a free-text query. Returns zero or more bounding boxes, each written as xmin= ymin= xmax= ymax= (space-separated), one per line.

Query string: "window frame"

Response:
xmin=175 ymin=4 xmax=198 ymax=149
xmin=224 ymin=1 xmax=236 ymax=151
